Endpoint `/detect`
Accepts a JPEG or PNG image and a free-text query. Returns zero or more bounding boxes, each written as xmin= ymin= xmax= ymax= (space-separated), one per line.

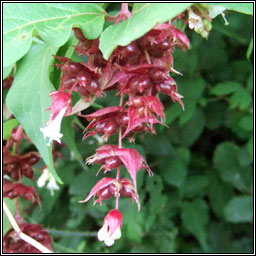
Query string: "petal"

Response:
xmin=97 ymin=225 xmax=108 ymax=242
xmin=37 ymin=168 xmax=49 ymax=188
xmin=110 ymin=227 xmax=121 ymax=240
xmin=104 ymin=237 xmax=115 ymax=247
xmin=105 ymin=209 xmax=123 ymax=237
xmin=46 ymin=176 xmax=60 ymax=196
xmin=81 ymin=106 xmax=126 ymax=121
xmin=79 ymin=177 xmax=115 ymax=203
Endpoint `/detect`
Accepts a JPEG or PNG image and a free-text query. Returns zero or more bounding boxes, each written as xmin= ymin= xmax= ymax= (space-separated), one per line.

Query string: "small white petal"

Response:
xmin=4 ymin=175 xmax=11 ymax=181
xmin=46 ymin=176 xmax=60 ymax=196
xmin=188 ymin=9 xmax=204 ymax=30
xmin=104 ymin=237 xmax=115 ymax=247
xmin=40 ymin=108 xmax=66 ymax=146
xmin=110 ymin=227 xmax=121 ymax=240
xmin=175 ymin=92 xmax=183 ymax=99
xmin=37 ymin=168 xmax=50 ymax=188
xmin=97 ymin=225 xmax=108 ymax=242
xmin=208 ymin=6 xmax=226 ymax=19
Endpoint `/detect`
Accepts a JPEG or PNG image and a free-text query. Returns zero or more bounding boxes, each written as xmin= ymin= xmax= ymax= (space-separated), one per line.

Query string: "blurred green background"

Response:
xmin=8 ymin=9 xmax=253 ymax=253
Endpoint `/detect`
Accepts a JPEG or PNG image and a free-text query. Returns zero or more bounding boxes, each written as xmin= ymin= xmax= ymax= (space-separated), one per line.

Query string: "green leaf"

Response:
xmin=181 ymin=175 xmax=210 ymax=199
xmin=204 ymin=101 xmax=227 ymax=130
xmin=179 ymin=77 xmax=205 ymax=100
xmin=3 ymin=119 xmax=19 ymax=140
xmin=3 ymin=3 xmax=105 ymax=67
xmin=238 ymin=147 xmax=252 ymax=167
xmin=210 ymin=81 xmax=241 ymax=96
xmin=146 ymin=175 xmax=167 ymax=227
xmin=246 ymin=135 xmax=253 ymax=157
xmin=69 ymin=166 xmax=99 ymax=196
xmin=229 ymin=88 xmax=252 ymax=110
xmin=62 ymin=116 xmax=81 ymax=159
xmin=238 ymin=115 xmax=253 ymax=131
xmin=176 ymin=108 xmax=205 ymax=147
xmin=224 ymin=196 xmax=253 ymax=223
xmin=100 ymin=3 xmax=192 ymax=59
xmin=204 ymin=3 xmax=253 ymax=15
xmin=3 ymin=64 xmax=13 ymax=79
xmin=246 ymin=70 xmax=253 ymax=92
xmin=213 ymin=142 xmax=247 ymax=190
xmin=246 ymin=37 xmax=253 ymax=60
xmin=165 ymin=103 xmax=183 ymax=126
xmin=181 ymin=199 xmax=209 ymax=252
xmin=178 ymin=100 xmax=196 ymax=126
xmin=3 ymin=198 xmax=16 ymax=235
xmin=208 ymin=173 xmax=234 ymax=218
xmin=160 ymin=158 xmax=187 ymax=188
xmin=142 ymin=134 xmax=173 ymax=156
xmin=121 ymin=203 xmax=144 ymax=243
xmin=6 ymin=44 xmax=63 ymax=184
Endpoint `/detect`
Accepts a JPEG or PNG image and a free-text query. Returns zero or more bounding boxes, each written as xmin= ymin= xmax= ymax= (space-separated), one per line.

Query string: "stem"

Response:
xmin=118 ymin=94 xmax=123 ymax=148
xmin=121 ymin=3 xmax=129 ymax=13
xmin=48 ymin=229 xmax=97 ymax=237
xmin=68 ymin=81 xmax=78 ymax=95
xmin=14 ymin=125 xmax=23 ymax=141
xmin=11 ymin=143 xmax=17 ymax=156
xmin=115 ymin=192 xmax=120 ymax=210
xmin=15 ymin=198 xmax=23 ymax=225
xmin=115 ymin=93 xmax=124 ymax=210
xmin=3 ymin=201 xmax=52 ymax=253
xmin=144 ymin=50 xmax=152 ymax=64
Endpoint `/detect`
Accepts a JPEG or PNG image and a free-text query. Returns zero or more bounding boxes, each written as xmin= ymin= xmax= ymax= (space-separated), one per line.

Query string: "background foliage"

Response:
xmin=3 ymin=3 xmax=253 ymax=253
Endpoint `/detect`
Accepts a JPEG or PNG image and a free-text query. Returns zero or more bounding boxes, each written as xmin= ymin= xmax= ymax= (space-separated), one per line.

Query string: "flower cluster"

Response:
xmin=41 ymin=4 xmax=195 ymax=247
xmin=3 ymin=224 xmax=52 ymax=253
xmin=3 ymin=126 xmax=41 ymax=205
xmin=3 ymin=125 xmax=53 ymax=253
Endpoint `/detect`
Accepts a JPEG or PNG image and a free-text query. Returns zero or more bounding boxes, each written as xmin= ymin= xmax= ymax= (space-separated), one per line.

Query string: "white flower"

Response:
xmin=37 ymin=168 xmax=49 ymax=188
xmin=188 ymin=8 xmax=204 ymax=30
xmin=40 ymin=108 xmax=66 ymax=146
xmin=208 ymin=5 xmax=228 ymax=25
xmin=47 ymin=176 xmax=60 ymax=196
xmin=208 ymin=6 xmax=226 ymax=18
xmin=37 ymin=168 xmax=60 ymax=196
xmin=97 ymin=221 xmax=121 ymax=247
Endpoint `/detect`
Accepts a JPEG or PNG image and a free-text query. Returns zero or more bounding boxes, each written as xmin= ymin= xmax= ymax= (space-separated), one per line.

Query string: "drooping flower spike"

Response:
xmin=39 ymin=4 xmax=194 ymax=247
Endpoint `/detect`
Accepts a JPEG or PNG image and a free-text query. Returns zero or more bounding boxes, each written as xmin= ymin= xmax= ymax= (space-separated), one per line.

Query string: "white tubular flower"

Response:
xmin=37 ymin=168 xmax=60 ymax=196
xmin=188 ymin=8 xmax=204 ymax=30
xmin=97 ymin=209 xmax=123 ymax=247
xmin=98 ymin=223 xmax=121 ymax=247
xmin=40 ymin=107 xmax=66 ymax=146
